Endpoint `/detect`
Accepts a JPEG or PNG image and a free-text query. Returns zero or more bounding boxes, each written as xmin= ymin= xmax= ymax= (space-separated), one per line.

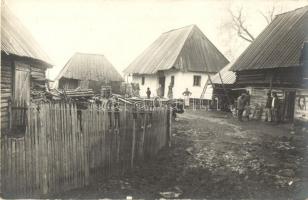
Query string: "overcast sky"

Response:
xmin=5 ymin=0 xmax=308 ymax=80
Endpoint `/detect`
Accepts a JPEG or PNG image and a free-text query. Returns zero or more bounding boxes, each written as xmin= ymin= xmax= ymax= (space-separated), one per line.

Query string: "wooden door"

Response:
xmin=12 ymin=62 xmax=30 ymax=130
xmin=282 ymin=91 xmax=296 ymax=122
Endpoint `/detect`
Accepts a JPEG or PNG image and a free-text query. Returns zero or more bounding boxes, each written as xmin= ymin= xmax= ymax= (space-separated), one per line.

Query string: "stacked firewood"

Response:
xmin=62 ymin=89 xmax=94 ymax=98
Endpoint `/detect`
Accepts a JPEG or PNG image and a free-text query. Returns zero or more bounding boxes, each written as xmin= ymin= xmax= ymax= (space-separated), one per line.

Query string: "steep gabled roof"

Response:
xmin=1 ymin=3 xmax=52 ymax=66
xmin=231 ymin=6 xmax=308 ymax=72
xmin=124 ymin=24 xmax=229 ymax=74
xmin=56 ymin=53 xmax=123 ymax=82
xmin=211 ymin=62 xmax=236 ymax=85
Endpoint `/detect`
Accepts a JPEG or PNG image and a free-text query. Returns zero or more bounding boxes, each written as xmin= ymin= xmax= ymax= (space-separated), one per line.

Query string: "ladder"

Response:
xmin=200 ymin=74 xmax=214 ymax=99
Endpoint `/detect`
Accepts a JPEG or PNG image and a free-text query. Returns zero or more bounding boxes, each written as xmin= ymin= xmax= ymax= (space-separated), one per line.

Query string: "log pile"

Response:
xmin=63 ymin=89 xmax=94 ymax=98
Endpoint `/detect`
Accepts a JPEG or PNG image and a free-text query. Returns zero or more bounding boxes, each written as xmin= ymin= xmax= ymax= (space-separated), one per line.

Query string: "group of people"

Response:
xmin=237 ymin=91 xmax=280 ymax=123
xmin=264 ymin=91 xmax=280 ymax=123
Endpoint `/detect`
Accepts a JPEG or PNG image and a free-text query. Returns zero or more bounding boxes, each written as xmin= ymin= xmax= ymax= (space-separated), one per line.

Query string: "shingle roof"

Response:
xmin=124 ymin=24 xmax=229 ymax=74
xmin=231 ymin=6 xmax=308 ymax=72
xmin=1 ymin=4 xmax=52 ymax=66
xmin=56 ymin=53 xmax=123 ymax=82
xmin=211 ymin=62 xmax=236 ymax=85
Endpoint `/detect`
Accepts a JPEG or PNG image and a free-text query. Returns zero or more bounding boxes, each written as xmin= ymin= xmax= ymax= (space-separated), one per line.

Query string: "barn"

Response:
xmin=1 ymin=4 xmax=53 ymax=133
xmin=55 ymin=52 xmax=123 ymax=94
xmin=123 ymin=24 xmax=229 ymax=100
xmin=230 ymin=6 xmax=308 ymax=122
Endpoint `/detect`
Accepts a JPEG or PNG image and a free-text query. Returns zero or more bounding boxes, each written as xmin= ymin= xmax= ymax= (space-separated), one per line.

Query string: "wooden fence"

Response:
xmin=0 ymin=103 xmax=171 ymax=197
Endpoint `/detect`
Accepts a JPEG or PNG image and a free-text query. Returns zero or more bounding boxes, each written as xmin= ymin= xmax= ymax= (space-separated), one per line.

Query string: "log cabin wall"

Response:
xmin=243 ymin=87 xmax=296 ymax=122
xmin=1 ymin=54 xmax=48 ymax=133
xmin=58 ymin=77 xmax=122 ymax=95
xmin=234 ymin=67 xmax=303 ymax=122
xmin=1 ymin=57 xmax=13 ymax=132
xmin=58 ymin=78 xmax=79 ymax=90
xmin=236 ymin=67 xmax=302 ymax=87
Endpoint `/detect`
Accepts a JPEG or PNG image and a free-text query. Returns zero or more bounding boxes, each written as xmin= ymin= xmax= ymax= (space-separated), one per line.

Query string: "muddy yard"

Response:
xmin=54 ymin=110 xmax=308 ymax=199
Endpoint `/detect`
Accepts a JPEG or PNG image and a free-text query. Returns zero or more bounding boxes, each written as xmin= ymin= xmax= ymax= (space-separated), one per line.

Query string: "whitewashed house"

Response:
xmin=123 ymin=24 xmax=229 ymax=99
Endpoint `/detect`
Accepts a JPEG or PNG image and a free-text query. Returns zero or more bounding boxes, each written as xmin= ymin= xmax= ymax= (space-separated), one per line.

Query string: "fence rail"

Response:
xmin=1 ymin=103 xmax=171 ymax=197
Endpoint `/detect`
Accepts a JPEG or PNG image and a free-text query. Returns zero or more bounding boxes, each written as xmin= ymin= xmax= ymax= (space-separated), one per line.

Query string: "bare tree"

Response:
xmin=229 ymin=7 xmax=255 ymax=43
xmin=259 ymin=5 xmax=280 ymax=25
xmin=230 ymin=5 xmax=278 ymax=43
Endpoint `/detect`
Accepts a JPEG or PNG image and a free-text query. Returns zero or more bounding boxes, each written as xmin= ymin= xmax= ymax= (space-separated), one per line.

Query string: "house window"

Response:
xmin=171 ymin=76 xmax=175 ymax=86
xmin=141 ymin=76 xmax=145 ymax=85
xmin=193 ymin=75 xmax=201 ymax=86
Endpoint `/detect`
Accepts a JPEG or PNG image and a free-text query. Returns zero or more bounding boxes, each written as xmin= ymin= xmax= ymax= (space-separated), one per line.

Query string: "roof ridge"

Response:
xmin=74 ymin=52 xmax=105 ymax=57
xmin=275 ymin=5 xmax=308 ymax=17
xmin=161 ymin=24 xmax=196 ymax=34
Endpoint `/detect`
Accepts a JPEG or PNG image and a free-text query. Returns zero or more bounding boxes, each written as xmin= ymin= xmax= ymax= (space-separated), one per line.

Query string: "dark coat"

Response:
xmin=265 ymin=96 xmax=272 ymax=108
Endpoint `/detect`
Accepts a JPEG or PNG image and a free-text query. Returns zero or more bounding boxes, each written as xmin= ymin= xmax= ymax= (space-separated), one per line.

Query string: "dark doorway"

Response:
xmin=159 ymin=76 xmax=165 ymax=97
xmin=282 ymin=91 xmax=296 ymax=122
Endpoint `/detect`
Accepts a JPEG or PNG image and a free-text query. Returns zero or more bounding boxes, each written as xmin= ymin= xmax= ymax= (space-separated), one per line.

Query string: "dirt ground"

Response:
xmin=53 ymin=110 xmax=308 ymax=199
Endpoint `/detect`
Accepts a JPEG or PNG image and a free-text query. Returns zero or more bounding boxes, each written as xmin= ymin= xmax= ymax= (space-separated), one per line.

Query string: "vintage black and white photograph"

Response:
xmin=1 ymin=0 xmax=308 ymax=199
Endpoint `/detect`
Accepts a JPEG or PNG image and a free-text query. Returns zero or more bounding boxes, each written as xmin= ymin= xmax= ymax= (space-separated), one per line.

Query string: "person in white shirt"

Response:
xmin=271 ymin=92 xmax=280 ymax=123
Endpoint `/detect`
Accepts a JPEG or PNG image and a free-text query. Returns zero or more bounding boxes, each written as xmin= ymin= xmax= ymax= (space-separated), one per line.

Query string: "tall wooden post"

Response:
xmin=131 ymin=115 xmax=136 ymax=168
xmin=168 ymin=107 xmax=172 ymax=147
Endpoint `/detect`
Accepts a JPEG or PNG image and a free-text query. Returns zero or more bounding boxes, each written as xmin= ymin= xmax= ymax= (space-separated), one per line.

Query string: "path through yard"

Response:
xmin=53 ymin=110 xmax=308 ymax=199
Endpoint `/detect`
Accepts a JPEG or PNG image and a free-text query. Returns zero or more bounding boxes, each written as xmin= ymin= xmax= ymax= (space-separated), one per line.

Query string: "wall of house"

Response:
xmin=242 ymin=87 xmax=296 ymax=122
xmin=132 ymin=74 xmax=159 ymax=98
xmin=294 ymin=89 xmax=308 ymax=122
xmin=164 ymin=71 xmax=215 ymax=99
xmin=1 ymin=58 xmax=13 ymax=132
xmin=236 ymin=67 xmax=302 ymax=87
xmin=1 ymin=55 xmax=48 ymax=133
xmin=131 ymin=71 xmax=215 ymax=99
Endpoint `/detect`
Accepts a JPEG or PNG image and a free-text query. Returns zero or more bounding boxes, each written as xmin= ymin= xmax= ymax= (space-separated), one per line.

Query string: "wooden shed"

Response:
xmin=55 ymin=52 xmax=123 ymax=94
xmin=206 ymin=62 xmax=243 ymax=111
xmin=1 ymin=4 xmax=52 ymax=133
xmin=230 ymin=6 xmax=308 ymax=122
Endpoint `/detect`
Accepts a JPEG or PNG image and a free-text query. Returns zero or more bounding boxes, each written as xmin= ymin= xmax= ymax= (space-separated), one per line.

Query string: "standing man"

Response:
xmin=237 ymin=93 xmax=246 ymax=121
xmin=182 ymin=88 xmax=192 ymax=108
xmin=156 ymin=84 xmax=162 ymax=98
xmin=114 ymin=96 xmax=120 ymax=128
xmin=264 ymin=92 xmax=272 ymax=122
xmin=146 ymin=87 xmax=151 ymax=99
xmin=271 ymin=92 xmax=280 ymax=123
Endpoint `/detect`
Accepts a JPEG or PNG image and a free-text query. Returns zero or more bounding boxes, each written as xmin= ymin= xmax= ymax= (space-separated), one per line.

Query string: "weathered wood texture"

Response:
xmin=1 ymin=56 xmax=47 ymax=132
xmin=1 ymin=59 xmax=13 ymax=131
xmin=236 ymin=67 xmax=303 ymax=87
xmin=1 ymin=103 xmax=170 ymax=197
xmin=248 ymin=88 xmax=295 ymax=122
xmin=294 ymin=89 xmax=308 ymax=122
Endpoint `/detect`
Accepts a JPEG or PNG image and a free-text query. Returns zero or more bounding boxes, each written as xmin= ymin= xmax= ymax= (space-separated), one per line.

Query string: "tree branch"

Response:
xmin=229 ymin=7 xmax=255 ymax=43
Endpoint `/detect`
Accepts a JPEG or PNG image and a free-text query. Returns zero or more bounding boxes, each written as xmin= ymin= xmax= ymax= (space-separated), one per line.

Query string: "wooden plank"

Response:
xmin=131 ymin=116 xmax=136 ymax=168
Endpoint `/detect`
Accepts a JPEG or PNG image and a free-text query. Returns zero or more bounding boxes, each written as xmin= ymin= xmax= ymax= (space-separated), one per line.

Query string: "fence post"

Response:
xmin=131 ymin=117 xmax=136 ymax=169
xmin=167 ymin=107 xmax=172 ymax=147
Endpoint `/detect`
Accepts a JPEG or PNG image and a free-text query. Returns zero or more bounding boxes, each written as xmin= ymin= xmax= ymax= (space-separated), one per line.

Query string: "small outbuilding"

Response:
xmin=205 ymin=62 xmax=242 ymax=111
xmin=55 ymin=52 xmax=123 ymax=94
xmin=230 ymin=6 xmax=308 ymax=122
xmin=1 ymin=4 xmax=53 ymax=133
